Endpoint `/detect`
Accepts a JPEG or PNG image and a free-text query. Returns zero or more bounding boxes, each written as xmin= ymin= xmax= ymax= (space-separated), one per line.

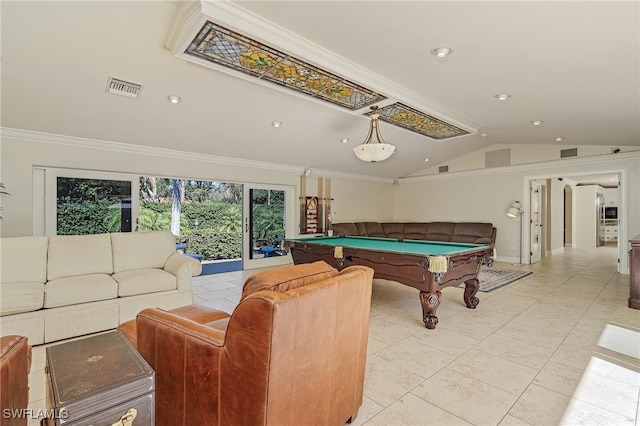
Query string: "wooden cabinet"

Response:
xmin=629 ymin=235 xmax=640 ymax=309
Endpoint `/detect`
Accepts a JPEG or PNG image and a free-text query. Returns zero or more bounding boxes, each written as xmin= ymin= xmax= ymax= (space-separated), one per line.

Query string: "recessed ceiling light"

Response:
xmin=271 ymin=121 xmax=282 ymax=128
xmin=494 ymin=94 xmax=511 ymax=101
xmin=531 ymin=120 xmax=544 ymax=126
xmin=167 ymin=95 xmax=181 ymax=104
xmin=341 ymin=138 xmax=350 ymax=144
xmin=480 ymin=133 xmax=488 ymax=138
xmin=555 ymin=136 xmax=565 ymax=142
xmin=431 ymin=47 xmax=452 ymax=58
xmin=424 ymin=157 xmax=430 ymax=162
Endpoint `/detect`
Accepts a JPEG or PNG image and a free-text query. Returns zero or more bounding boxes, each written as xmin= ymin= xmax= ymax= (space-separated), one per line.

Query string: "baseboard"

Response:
xmin=494 ymin=255 xmax=526 ymax=265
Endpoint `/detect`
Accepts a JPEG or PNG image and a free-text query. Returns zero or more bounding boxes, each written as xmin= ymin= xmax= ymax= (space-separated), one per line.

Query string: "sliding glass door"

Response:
xmin=242 ymin=184 xmax=295 ymax=269
xmin=37 ymin=168 xmax=295 ymax=272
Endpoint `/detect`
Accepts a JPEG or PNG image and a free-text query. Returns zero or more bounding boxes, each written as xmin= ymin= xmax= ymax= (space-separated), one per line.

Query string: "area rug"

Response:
xmin=460 ymin=267 xmax=533 ymax=292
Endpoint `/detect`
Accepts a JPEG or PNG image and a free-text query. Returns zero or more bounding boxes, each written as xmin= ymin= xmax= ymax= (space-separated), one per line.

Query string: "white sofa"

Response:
xmin=0 ymin=230 xmax=202 ymax=345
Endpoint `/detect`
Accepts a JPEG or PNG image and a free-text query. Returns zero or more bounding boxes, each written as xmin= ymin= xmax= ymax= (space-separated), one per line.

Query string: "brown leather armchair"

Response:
xmin=131 ymin=261 xmax=373 ymax=426
xmin=0 ymin=335 xmax=31 ymax=426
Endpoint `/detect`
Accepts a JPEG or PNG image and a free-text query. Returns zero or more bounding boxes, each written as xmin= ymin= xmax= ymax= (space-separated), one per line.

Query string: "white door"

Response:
xmin=530 ymin=182 xmax=542 ymax=264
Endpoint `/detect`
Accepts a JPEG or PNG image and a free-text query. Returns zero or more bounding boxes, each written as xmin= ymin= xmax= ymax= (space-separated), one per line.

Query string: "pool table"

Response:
xmin=286 ymin=236 xmax=493 ymax=329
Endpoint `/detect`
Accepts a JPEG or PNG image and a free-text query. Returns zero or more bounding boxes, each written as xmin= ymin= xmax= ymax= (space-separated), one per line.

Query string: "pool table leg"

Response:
xmin=419 ymin=290 xmax=442 ymax=329
xmin=463 ymin=278 xmax=481 ymax=309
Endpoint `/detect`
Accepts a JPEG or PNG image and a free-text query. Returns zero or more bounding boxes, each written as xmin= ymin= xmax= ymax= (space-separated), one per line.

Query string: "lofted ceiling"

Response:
xmin=1 ymin=0 xmax=638 ymax=181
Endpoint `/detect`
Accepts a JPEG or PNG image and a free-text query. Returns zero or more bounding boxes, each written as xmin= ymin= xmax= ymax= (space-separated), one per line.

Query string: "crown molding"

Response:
xmin=0 ymin=127 xmax=393 ymax=184
xmin=398 ymin=150 xmax=640 ymax=184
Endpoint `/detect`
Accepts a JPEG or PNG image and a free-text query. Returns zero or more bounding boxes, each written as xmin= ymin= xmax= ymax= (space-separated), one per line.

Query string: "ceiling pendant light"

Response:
xmin=353 ymin=107 xmax=396 ymax=162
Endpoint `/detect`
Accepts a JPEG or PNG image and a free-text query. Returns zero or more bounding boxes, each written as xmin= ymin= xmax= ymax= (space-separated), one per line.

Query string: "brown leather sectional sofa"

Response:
xmin=332 ymin=221 xmax=496 ymax=245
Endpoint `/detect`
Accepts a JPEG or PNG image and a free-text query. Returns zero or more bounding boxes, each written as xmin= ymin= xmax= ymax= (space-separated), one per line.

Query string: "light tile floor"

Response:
xmin=26 ymin=245 xmax=640 ymax=425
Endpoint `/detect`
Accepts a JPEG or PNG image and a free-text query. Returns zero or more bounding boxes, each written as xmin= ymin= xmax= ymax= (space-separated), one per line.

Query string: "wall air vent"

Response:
xmin=560 ymin=148 xmax=578 ymax=158
xmin=485 ymin=148 xmax=511 ymax=168
xmin=106 ymin=77 xmax=142 ymax=99
xmin=439 ymin=166 xmax=449 ymax=173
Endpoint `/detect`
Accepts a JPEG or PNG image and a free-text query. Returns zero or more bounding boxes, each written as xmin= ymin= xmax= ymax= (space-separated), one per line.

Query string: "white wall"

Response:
xmin=575 ymin=185 xmax=603 ymax=248
xmin=411 ymin=143 xmax=639 ymax=175
xmin=2 ymin=130 xmax=638 ymax=274
xmin=395 ymin=151 xmax=640 ymax=273
xmin=0 ymin=131 xmax=394 ymax=238
xmin=395 ymin=168 xmax=524 ymax=262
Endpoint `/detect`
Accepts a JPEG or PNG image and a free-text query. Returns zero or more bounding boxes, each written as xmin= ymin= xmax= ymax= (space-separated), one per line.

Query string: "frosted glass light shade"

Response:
xmin=353 ymin=144 xmax=396 ymax=162
xmin=353 ymin=113 xmax=396 ymax=162
xmin=507 ymin=201 xmax=523 ymax=217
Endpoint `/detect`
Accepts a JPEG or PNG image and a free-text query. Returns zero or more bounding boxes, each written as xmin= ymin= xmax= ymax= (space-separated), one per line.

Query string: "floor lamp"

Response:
xmin=507 ymin=201 xmax=525 ymax=265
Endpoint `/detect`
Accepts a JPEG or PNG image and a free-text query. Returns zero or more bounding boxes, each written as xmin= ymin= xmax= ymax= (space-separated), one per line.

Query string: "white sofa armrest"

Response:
xmin=163 ymin=253 xmax=202 ymax=290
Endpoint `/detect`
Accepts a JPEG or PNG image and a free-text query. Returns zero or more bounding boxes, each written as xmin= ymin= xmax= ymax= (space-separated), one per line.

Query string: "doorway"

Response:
xmin=529 ymin=181 xmax=544 ymax=264
xmin=525 ymin=171 xmax=623 ymax=273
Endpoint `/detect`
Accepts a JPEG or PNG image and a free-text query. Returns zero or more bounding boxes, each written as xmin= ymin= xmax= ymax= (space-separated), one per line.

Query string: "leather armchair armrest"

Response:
xmin=135 ymin=308 xmax=227 ymax=424
xmin=136 ymin=308 xmax=227 ymax=347
xmin=0 ymin=335 xmax=31 ymax=422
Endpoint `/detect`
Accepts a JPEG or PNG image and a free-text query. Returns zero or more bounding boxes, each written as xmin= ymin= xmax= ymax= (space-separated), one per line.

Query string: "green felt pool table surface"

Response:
xmin=291 ymin=236 xmax=484 ymax=256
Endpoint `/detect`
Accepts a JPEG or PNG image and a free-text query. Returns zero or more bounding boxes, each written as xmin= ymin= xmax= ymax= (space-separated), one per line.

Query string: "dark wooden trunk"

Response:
xmin=45 ymin=331 xmax=155 ymax=425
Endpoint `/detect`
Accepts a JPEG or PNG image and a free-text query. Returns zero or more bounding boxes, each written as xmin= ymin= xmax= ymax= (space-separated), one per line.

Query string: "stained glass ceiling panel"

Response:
xmin=184 ymin=21 xmax=469 ymax=140
xmin=186 ymin=21 xmax=386 ymax=110
xmin=369 ymin=103 xmax=470 ymax=140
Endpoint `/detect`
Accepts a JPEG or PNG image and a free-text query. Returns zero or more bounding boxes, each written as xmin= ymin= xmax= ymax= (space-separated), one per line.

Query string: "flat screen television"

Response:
xmin=604 ymin=206 xmax=618 ymax=219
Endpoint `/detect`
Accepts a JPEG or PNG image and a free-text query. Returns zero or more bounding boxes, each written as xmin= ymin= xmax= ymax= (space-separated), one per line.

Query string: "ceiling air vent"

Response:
xmin=560 ymin=148 xmax=578 ymax=158
xmin=106 ymin=77 xmax=142 ymax=99
xmin=439 ymin=166 xmax=449 ymax=173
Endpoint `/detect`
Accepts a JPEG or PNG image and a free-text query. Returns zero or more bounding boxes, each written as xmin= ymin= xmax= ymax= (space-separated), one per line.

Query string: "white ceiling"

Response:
xmin=1 ymin=1 xmax=638 ymax=182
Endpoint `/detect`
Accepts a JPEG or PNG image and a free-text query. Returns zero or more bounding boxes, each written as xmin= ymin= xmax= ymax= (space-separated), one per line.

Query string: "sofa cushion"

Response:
xmin=111 ymin=231 xmax=175 ymax=273
xmin=113 ymin=269 xmax=177 ymax=297
xmin=451 ymin=222 xmax=495 ymax=243
xmin=381 ymin=223 xmax=405 ymax=239
xmin=47 ymin=233 xmax=113 ymax=281
xmin=332 ymin=222 xmax=359 ymax=236
xmin=354 ymin=222 xmax=367 ymax=235
xmin=403 ymin=223 xmax=429 ymax=240
xmin=1 ymin=236 xmax=48 ymax=284
xmin=361 ymin=222 xmax=386 ymax=237
xmin=241 ymin=261 xmax=339 ymax=299
xmin=44 ymin=274 xmax=118 ymax=308
xmin=0 ymin=282 xmax=45 ymax=316
xmin=424 ymin=222 xmax=456 ymax=241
